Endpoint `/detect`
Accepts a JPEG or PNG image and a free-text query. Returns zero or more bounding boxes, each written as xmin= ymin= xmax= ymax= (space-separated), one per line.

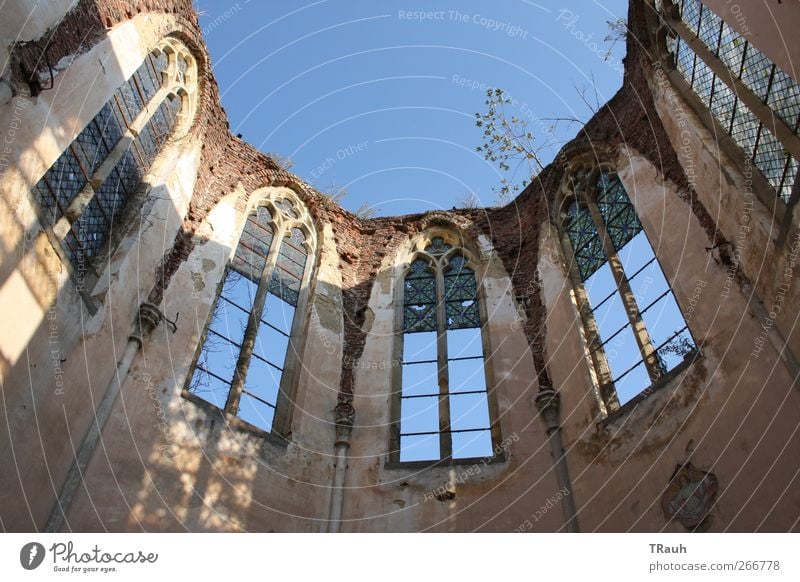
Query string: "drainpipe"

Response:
xmin=44 ymin=303 xmax=163 ymax=532
xmin=535 ymin=387 xmax=579 ymax=532
xmin=326 ymin=403 xmax=354 ymax=533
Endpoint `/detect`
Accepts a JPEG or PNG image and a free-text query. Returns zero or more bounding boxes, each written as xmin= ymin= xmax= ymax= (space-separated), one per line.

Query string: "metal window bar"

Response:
xmin=401 ymin=389 xmax=488 ymax=400
xmin=611 ymin=325 xmax=692 ymax=384
xmin=401 ymin=427 xmax=491 ymax=438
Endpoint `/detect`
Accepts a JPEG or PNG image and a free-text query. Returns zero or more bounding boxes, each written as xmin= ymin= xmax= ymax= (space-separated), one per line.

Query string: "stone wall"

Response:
xmin=1 ymin=0 xmax=798 ymax=532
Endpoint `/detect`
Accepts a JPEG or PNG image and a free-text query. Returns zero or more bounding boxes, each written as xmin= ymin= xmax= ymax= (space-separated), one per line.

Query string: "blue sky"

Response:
xmin=195 ymin=0 xmax=629 ymax=215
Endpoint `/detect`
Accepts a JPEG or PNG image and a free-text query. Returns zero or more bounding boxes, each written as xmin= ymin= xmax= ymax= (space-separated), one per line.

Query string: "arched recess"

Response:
xmin=28 ymin=34 xmax=199 ymax=300
xmin=183 ymin=186 xmax=318 ymax=441
xmin=388 ymin=224 xmax=503 ymax=464
xmin=555 ymin=154 xmax=698 ymax=415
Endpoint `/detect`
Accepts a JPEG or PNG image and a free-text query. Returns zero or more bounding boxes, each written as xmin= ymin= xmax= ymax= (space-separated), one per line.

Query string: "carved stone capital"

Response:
xmin=130 ymin=303 xmax=163 ymax=346
xmin=535 ymin=387 xmax=561 ymax=431
xmin=334 ymin=402 xmax=355 ymax=444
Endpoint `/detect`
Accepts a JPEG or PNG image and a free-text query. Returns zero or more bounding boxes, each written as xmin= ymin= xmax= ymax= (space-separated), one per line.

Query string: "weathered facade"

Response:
xmin=1 ymin=0 xmax=798 ymax=532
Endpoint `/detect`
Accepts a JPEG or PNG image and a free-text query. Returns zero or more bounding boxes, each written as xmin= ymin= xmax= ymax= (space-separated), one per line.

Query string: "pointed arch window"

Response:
xmin=187 ymin=194 xmax=314 ymax=437
xmin=659 ymin=0 xmax=800 ymax=205
xmin=392 ymin=235 xmax=497 ymax=463
xmin=562 ymin=170 xmax=697 ymax=410
xmin=30 ymin=38 xmax=197 ymax=288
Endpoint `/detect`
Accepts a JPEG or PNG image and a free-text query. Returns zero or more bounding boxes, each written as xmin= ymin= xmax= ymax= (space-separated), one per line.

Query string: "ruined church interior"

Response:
xmin=1 ymin=0 xmax=799 ymax=534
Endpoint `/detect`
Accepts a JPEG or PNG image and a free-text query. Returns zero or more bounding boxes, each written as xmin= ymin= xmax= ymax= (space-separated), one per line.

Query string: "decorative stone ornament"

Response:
xmin=661 ymin=462 xmax=718 ymax=529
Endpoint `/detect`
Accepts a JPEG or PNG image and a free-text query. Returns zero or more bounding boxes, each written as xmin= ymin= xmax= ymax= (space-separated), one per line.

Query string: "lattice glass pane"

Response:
xmin=404 ymin=259 xmax=436 ymax=333
xmin=444 ymin=269 xmax=477 ymax=302
xmin=117 ymin=148 xmax=143 ymax=194
xmin=147 ymin=101 xmax=172 ymax=149
xmin=691 ymin=56 xmax=715 ymax=107
xmin=679 ymin=0 xmax=702 ymax=35
xmin=565 ymin=200 xmax=607 ymax=281
xmin=233 ymin=208 xmax=274 ymax=281
xmin=717 ymin=22 xmax=745 ymax=74
xmin=767 ymin=67 xmax=800 ymax=132
xmin=135 ymin=123 xmax=159 ymax=167
xmin=152 ymin=50 xmax=169 ymax=79
xmin=446 ymin=299 xmax=480 ymax=330
xmin=136 ymin=57 xmax=159 ymax=104
xmin=36 ymin=148 xmax=86 ymax=223
xmin=275 ymin=198 xmax=299 ymax=219
xmin=709 ymin=77 xmax=737 ymax=131
xmin=94 ymin=167 xmax=124 ymax=221
xmin=426 ymin=237 xmax=452 ymax=255
xmin=740 ymin=46 xmax=773 ymax=102
xmin=270 ymin=229 xmax=308 ymax=307
xmin=95 ymin=102 xmax=125 ymax=151
xmin=753 ymin=124 xmax=792 ymax=194
xmin=404 ymin=302 xmax=436 ymax=333
xmin=73 ymin=120 xmax=109 ymax=175
xmin=674 ymin=36 xmax=694 ymax=80
xmin=117 ymin=78 xmax=143 ymax=125
xmin=778 ymin=157 xmax=798 ymax=203
xmin=73 ymin=197 xmax=110 ymax=259
xmin=729 ymin=108 xmax=760 ymax=164
xmin=696 ymin=7 xmax=722 ymax=54
xmin=165 ymin=93 xmax=183 ymax=123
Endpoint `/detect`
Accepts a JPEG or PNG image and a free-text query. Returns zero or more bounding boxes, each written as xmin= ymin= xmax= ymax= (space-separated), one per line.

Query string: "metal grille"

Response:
xmin=565 ymin=201 xmax=607 ymax=281
xmin=403 ymin=259 xmax=436 ymax=333
xmin=270 ymin=228 xmax=307 ymax=307
xmin=444 ymin=256 xmax=480 ymax=330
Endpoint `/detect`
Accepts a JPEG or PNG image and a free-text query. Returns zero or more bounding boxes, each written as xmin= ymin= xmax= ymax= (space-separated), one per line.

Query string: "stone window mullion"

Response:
xmin=558 ymin=225 xmax=618 ymax=411
xmin=224 ymin=221 xmax=285 ymax=414
xmin=434 ymin=261 xmax=453 ymax=460
xmin=586 ymin=201 xmax=662 ymax=384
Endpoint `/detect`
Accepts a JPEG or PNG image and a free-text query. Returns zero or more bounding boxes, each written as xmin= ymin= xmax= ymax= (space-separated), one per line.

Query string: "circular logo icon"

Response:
xmin=20 ymin=542 xmax=46 ymax=570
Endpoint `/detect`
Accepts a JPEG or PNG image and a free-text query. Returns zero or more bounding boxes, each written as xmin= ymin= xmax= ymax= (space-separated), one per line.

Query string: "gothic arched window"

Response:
xmin=561 ymin=168 xmax=697 ymax=411
xmin=186 ymin=192 xmax=315 ymax=437
xmin=659 ymin=0 xmax=800 ymax=204
xmin=31 ymin=37 xmax=197 ymax=289
xmin=391 ymin=234 xmax=496 ymax=463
